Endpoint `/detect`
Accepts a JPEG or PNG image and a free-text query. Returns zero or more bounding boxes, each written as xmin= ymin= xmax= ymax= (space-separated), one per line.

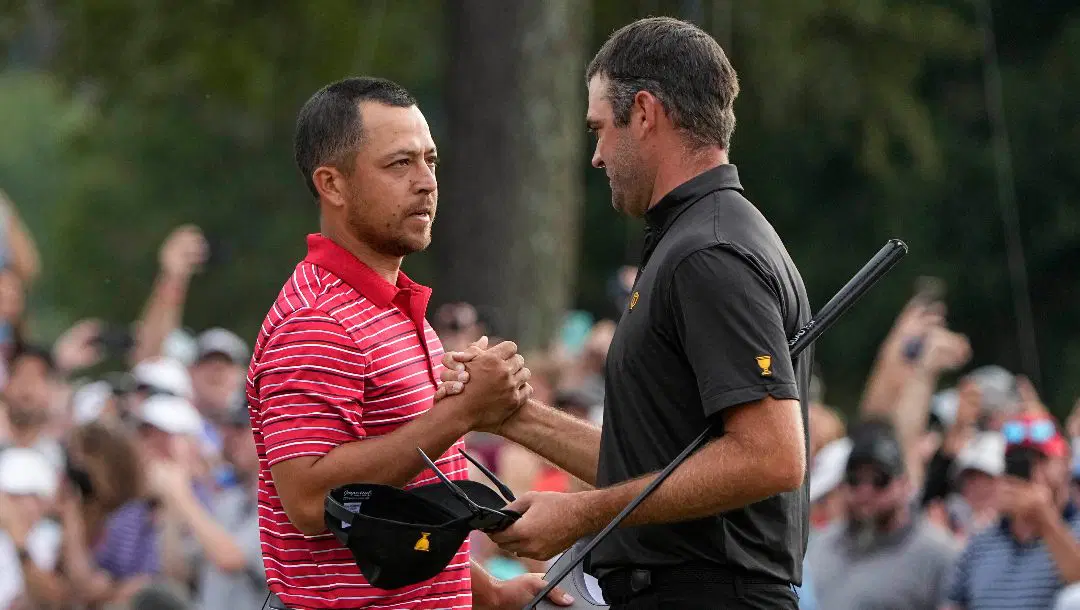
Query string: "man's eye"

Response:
xmin=394 ymin=159 xmax=410 ymax=167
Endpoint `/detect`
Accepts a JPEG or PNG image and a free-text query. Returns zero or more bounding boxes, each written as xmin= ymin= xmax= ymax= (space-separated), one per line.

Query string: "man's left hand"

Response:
xmin=999 ymin=476 xmax=1056 ymax=530
xmin=490 ymin=491 xmax=594 ymax=561
xmin=477 ymin=573 xmax=575 ymax=609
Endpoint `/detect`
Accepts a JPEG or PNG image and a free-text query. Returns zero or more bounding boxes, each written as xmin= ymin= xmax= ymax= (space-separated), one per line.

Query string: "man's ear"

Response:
xmin=312 ymin=165 xmax=348 ymax=209
xmin=631 ymin=90 xmax=666 ymax=137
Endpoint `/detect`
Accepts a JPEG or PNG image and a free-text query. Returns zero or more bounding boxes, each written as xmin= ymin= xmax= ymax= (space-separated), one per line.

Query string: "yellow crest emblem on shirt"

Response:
xmin=629 ymin=291 xmax=639 ymax=311
xmin=414 ymin=532 xmax=431 ymax=552
xmin=756 ymin=355 xmax=773 ymax=377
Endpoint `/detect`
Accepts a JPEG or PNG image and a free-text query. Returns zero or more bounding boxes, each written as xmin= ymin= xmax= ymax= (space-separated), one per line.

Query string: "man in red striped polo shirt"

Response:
xmin=247 ymin=77 xmax=574 ymax=609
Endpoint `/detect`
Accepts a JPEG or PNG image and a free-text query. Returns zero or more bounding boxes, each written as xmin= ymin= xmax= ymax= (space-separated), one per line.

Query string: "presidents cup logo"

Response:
xmin=756 ymin=355 xmax=773 ymax=377
xmin=629 ymin=291 xmax=639 ymax=311
xmin=414 ymin=532 xmax=431 ymax=552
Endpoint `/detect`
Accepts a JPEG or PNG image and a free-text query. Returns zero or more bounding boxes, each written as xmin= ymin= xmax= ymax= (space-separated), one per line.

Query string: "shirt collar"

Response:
xmin=643 ymin=163 xmax=743 ymax=234
xmin=302 ymin=233 xmax=430 ymax=309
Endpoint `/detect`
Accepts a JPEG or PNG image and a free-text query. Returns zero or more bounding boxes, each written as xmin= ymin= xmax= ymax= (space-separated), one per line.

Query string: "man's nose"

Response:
xmin=415 ymin=163 xmax=437 ymax=193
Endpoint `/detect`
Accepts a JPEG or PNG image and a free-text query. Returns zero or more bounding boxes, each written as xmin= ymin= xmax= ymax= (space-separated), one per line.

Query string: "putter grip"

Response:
xmin=787 ymin=238 xmax=907 ymax=359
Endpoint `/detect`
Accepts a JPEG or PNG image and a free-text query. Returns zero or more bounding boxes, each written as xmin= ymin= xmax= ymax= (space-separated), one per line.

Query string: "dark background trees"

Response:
xmin=1 ymin=0 xmax=1077 ymax=415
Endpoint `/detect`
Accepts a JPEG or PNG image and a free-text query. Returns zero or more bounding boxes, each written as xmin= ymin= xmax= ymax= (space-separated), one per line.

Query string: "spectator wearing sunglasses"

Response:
xmin=804 ymin=419 xmax=957 ymax=610
xmin=944 ymin=413 xmax=1080 ymax=610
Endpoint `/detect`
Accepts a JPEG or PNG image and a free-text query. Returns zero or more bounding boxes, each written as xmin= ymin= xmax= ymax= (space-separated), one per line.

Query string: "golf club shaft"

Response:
xmin=525 ymin=238 xmax=908 ymax=609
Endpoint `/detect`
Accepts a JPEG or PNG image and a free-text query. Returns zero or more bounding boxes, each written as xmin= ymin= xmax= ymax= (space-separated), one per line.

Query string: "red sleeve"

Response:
xmin=253 ymin=308 xmax=367 ymax=467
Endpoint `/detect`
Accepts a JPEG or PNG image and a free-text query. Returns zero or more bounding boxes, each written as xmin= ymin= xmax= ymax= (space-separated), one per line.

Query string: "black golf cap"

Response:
xmin=324 ymin=448 xmax=520 ymax=590
xmin=845 ymin=419 xmax=905 ymax=477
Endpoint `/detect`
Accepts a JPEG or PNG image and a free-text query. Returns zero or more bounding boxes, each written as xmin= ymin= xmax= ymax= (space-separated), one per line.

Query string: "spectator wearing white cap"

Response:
xmin=945 ymin=432 xmax=1005 ymax=539
xmin=134 ymin=393 xmax=205 ymax=460
xmin=0 ymin=447 xmax=67 ymax=609
xmin=154 ymin=404 xmax=268 ymax=610
xmin=137 ymin=392 xmax=216 ymax=493
xmin=69 ymin=380 xmax=119 ymax=427
xmin=131 ymin=357 xmax=194 ymax=402
xmin=943 ymin=410 xmax=1080 ymax=610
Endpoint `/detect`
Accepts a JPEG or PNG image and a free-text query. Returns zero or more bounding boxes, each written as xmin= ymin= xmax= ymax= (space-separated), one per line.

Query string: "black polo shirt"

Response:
xmin=588 ymin=164 xmax=813 ymax=585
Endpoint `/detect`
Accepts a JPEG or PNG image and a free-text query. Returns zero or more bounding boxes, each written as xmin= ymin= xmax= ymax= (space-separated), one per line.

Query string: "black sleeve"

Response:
xmin=669 ymin=246 xmax=799 ymax=419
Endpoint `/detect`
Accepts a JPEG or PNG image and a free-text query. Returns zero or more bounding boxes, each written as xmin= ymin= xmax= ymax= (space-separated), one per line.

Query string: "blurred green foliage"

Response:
xmin=0 ymin=0 xmax=1078 ymax=416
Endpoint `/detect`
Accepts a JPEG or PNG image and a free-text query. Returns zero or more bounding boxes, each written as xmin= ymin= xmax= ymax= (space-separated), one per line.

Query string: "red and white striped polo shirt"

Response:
xmin=247 ymin=233 xmax=471 ymax=609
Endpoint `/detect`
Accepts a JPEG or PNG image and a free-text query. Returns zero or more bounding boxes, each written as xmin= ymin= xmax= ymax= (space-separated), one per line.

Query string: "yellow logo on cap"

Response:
xmin=414 ymin=532 xmax=431 ymax=552
xmin=629 ymin=291 xmax=639 ymax=310
xmin=756 ymin=355 xmax=773 ymax=377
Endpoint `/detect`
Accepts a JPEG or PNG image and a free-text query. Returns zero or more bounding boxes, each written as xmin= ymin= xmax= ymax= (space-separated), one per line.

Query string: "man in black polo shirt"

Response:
xmin=439 ymin=16 xmax=809 ymax=609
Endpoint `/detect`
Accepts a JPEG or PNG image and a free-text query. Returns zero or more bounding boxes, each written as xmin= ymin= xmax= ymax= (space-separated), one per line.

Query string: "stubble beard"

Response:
xmin=608 ymin=135 xmax=649 ymax=217
xmin=345 ymin=198 xmax=431 ymax=258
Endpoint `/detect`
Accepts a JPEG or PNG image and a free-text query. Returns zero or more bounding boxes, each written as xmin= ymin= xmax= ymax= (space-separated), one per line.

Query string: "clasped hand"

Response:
xmin=435 ymin=336 xmax=533 ymax=433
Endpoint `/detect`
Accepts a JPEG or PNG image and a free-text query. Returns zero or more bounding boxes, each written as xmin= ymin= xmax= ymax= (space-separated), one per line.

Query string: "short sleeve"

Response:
xmin=669 ymin=247 xmax=799 ymax=418
xmin=945 ymin=539 xmax=973 ymax=606
xmin=253 ymin=309 xmax=367 ymax=467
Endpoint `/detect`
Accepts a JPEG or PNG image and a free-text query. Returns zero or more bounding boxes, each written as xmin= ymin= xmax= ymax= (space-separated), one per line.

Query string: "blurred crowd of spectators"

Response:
xmin=3 ymin=187 xmax=1080 ymax=610
xmin=0 ymin=201 xmax=264 ymax=610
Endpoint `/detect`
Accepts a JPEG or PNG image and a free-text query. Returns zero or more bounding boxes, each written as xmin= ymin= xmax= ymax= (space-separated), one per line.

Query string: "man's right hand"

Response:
xmin=916 ymin=325 xmax=971 ymax=375
xmin=159 ymin=224 xmax=208 ymax=280
xmin=442 ymin=340 xmax=532 ymax=433
xmin=434 ymin=336 xmax=488 ymax=400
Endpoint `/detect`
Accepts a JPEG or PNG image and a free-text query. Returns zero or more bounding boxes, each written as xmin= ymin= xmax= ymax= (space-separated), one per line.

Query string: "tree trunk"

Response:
xmin=436 ymin=0 xmax=589 ymax=351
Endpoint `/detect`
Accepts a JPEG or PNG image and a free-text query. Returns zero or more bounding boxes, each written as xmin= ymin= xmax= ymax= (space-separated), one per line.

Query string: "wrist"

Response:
xmin=498 ymin=399 xmax=540 ymax=442
xmin=572 ymin=489 xmax=609 ymax=536
xmin=1035 ymin=501 xmax=1059 ymax=534
xmin=436 ymin=394 xmax=479 ymax=437
xmin=911 ymin=359 xmax=942 ymax=379
xmin=159 ymin=270 xmax=192 ymax=290
xmin=163 ymin=483 xmax=196 ymax=511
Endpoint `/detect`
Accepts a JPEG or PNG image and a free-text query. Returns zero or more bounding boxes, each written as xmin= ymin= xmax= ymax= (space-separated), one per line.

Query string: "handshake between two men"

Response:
xmin=432 ymin=336 xmax=608 ymax=564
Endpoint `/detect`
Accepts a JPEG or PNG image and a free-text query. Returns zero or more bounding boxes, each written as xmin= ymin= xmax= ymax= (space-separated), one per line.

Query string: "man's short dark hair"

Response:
xmin=586 ymin=17 xmax=740 ymax=150
xmin=294 ymin=77 xmax=417 ymax=198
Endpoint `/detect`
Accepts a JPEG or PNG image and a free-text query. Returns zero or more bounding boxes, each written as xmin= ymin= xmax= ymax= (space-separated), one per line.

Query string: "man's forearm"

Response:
xmin=315 ymin=400 xmax=473 ymax=489
xmin=0 ymin=195 xmax=41 ymax=284
xmin=130 ymin=272 xmax=189 ymax=366
xmin=894 ymin=367 xmax=938 ymax=490
xmin=1039 ymin=510 xmax=1080 ymax=583
xmin=499 ymin=400 xmax=602 ymax=486
xmin=575 ymin=433 xmax=802 ymax=532
xmin=159 ymin=510 xmax=192 ymax=583
xmin=168 ymin=488 xmax=246 ymax=572
xmin=275 ymin=398 xmax=475 ymax=533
